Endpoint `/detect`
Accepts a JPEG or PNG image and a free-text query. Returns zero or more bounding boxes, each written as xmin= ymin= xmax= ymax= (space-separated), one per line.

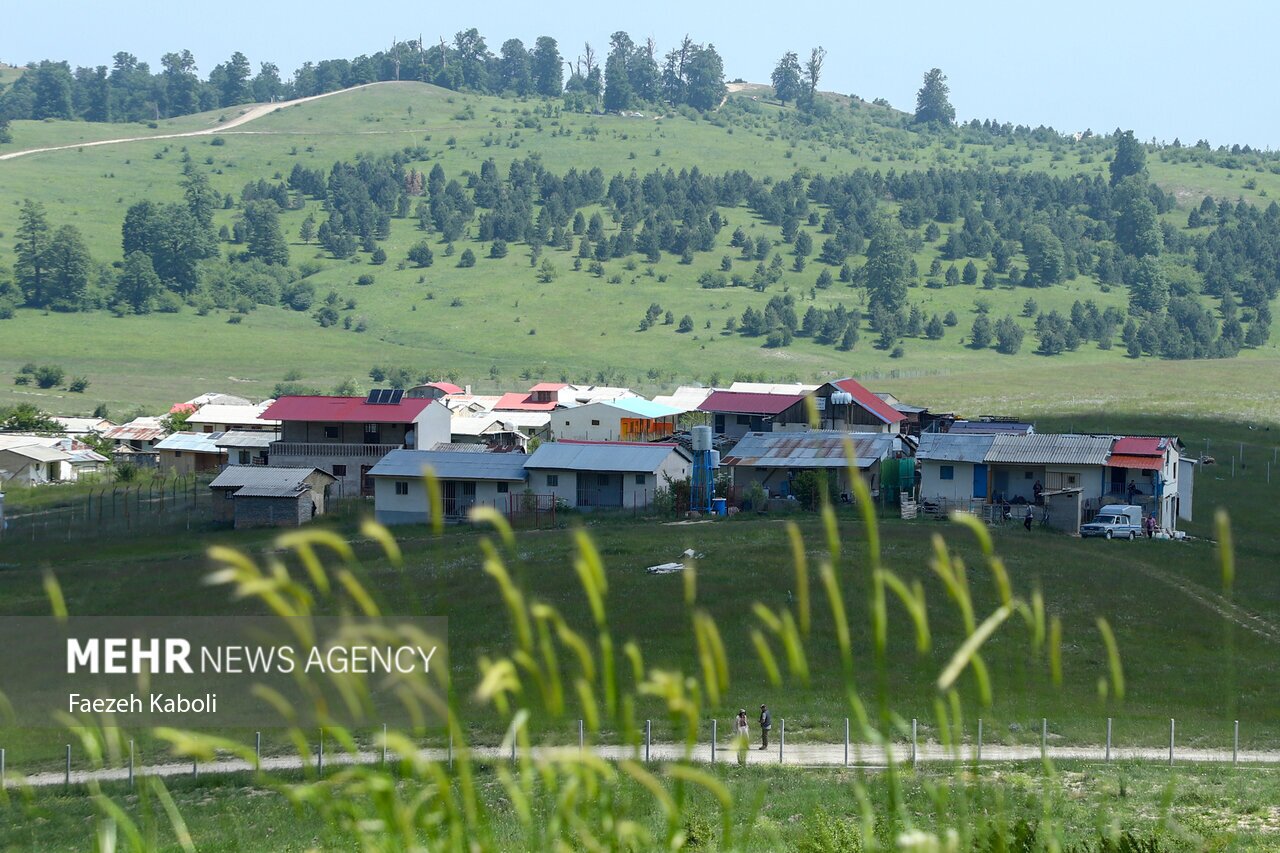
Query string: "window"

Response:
xmin=238 ymin=450 xmax=250 ymax=465
xmin=223 ymin=489 xmax=234 ymax=501
xmin=174 ymin=450 xmax=183 ymax=457
xmin=395 ymin=481 xmax=409 ymax=496
xmin=635 ymin=474 xmax=646 ymax=485
xmin=203 ymin=426 xmax=214 ymax=433
xmin=940 ymin=465 xmax=955 ymax=480
xmin=1066 ymin=474 xmax=1078 ymax=486
xmin=547 ymin=474 xmax=559 ymax=487
xmin=591 ymin=419 xmax=600 ymax=426
xmin=1025 ymin=471 xmax=1034 ymax=479
xmin=332 ymin=464 xmax=347 ymax=477
xmin=736 ymin=415 xmax=751 ymax=425
xmin=324 ymin=425 xmax=341 ymax=440
xmin=565 ymin=420 xmax=570 ymax=426
xmin=497 ymin=482 xmax=509 ymax=494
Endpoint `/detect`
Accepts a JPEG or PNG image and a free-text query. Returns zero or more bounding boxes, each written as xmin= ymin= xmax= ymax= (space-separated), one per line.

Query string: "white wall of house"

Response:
xmin=554 ymin=405 xmax=676 ymax=442
xmin=919 ymin=461 xmax=978 ymax=503
xmin=413 ymin=404 xmax=453 ymax=449
xmin=525 ymin=453 xmax=689 ymax=509
xmin=373 ymin=476 xmax=523 ymax=525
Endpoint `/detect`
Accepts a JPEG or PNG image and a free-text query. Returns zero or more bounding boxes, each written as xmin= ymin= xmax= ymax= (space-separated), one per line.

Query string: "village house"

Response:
xmin=261 ymin=391 xmax=451 ymax=498
xmin=368 ymin=449 xmax=530 ymax=525
xmin=209 ymin=466 xmax=336 ymax=529
xmin=406 ymin=381 xmax=465 ymax=401
xmin=214 ymin=431 xmax=274 ymax=466
xmin=154 ymin=432 xmax=226 ymax=474
xmin=721 ymin=431 xmax=904 ymax=501
xmin=52 ymin=416 xmax=115 ymax=437
xmin=697 ymin=390 xmax=809 ymax=441
xmin=916 ymin=433 xmax=1193 ymax=532
xmin=102 ymin=416 xmax=168 ymax=466
xmin=524 ymin=441 xmax=691 ymax=510
xmin=0 ymin=434 xmax=110 ymax=485
xmin=554 ymin=398 xmax=683 ymax=442
xmin=807 ymin=379 xmax=907 ymax=435
xmin=448 ymin=414 xmax=530 ymax=450
xmin=184 ymin=401 xmax=279 ymax=433
xmin=651 ymin=385 xmax=715 ymax=413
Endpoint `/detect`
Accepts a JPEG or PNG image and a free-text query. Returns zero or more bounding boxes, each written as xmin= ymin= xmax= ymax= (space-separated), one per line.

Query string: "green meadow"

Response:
xmin=0 ymin=81 xmax=1276 ymax=421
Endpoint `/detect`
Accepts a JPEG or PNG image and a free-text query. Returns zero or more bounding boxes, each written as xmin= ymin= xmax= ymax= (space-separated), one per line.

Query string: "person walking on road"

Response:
xmin=736 ymin=709 xmax=749 ymax=764
xmin=1024 ymin=506 xmax=1034 ymax=531
xmin=759 ymin=704 xmax=772 ymax=750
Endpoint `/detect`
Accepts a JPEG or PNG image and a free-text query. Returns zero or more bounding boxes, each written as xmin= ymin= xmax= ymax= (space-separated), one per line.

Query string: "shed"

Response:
xmin=155 ymin=432 xmax=226 ymax=474
xmin=722 ymin=430 xmax=900 ymax=499
xmin=209 ymin=466 xmax=335 ymax=528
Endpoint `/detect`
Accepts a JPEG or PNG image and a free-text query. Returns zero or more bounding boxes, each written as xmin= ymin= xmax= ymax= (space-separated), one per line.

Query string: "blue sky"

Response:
xmin=5 ymin=1 xmax=1275 ymax=148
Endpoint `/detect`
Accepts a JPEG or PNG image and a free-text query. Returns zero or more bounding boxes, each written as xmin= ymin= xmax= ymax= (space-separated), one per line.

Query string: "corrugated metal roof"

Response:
xmin=698 ymin=390 xmax=806 ymax=416
xmin=213 ymin=431 xmax=275 ymax=449
xmin=186 ymin=403 xmax=278 ymax=428
xmin=946 ymin=421 xmax=1035 ymax=435
xmin=1 ymin=444 xmax=69 ymax=463
xmin=369 ymin=449 xmax=529 ymax=480
xmin=155 ymin=432 xmax=225 ymax=453
xmin=493 ymin=392 xmax=559 ymax=411
xmin=262 ymin=396 xmax=435 ymax=424
xmin=1112 ymin=436 xmax=1167 ymax=456
xmin=651 ymin=386 xmax=713 ymax=412
xmin=916 ymin=433 xmax=996 ymax=463
xmin=985 ymin=434 xmax=1113 ymax=466
xmin=232 ymin=484 xmax=308 ymax=498
xmin=103 ymin=417 xmax=167 ymax=442
xmin=525 ymin=441 xmax=687 ymax=473
xmin=728 ymin=382 xmax=819 ymax=394
xmin=210 ymin=466 xmax=332 ymax=491
xmin=591 ymin=398 xmax=682 ymax=419
xmin=830 ymin=378 xmax=907 ymax=424
xmin=721 ymin=431 xmax=896 ymax=469
xmin=1108 ymin=454 xmax=1162 ymax=471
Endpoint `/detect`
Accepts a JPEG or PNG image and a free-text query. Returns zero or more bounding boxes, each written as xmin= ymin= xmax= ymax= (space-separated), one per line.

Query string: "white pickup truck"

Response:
xmin=1080 ymin=505 xmax=1146 ymax=540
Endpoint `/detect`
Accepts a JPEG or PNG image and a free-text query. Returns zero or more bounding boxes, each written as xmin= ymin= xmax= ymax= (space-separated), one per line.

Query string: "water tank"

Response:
xmin=709 ymin=450 xmax=721 ymax=468
xmin=692 ymin=425 xmax=712 ymax=452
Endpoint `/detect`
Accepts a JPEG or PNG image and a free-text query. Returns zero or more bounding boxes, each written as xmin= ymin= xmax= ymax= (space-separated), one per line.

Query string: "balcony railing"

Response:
xmin=269 ymin=442 xmax=404 ymax=459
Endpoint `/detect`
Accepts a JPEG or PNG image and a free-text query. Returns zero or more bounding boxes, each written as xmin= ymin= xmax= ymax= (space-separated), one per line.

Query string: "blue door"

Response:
xmin=972 ymin=464 xmax=988 ymax=499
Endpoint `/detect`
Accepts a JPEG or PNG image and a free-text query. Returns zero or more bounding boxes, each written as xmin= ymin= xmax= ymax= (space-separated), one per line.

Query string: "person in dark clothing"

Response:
xmin=759 ymin=704 xmax=772 ymax=750
xmin=1126 ymin=481 xmax=1137 ymax=503
xmin=1024 ymin=506 xmax=1034 ymax=531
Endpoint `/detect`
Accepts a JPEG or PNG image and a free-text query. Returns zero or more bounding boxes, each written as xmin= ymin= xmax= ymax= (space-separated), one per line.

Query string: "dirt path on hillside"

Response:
xmin=1128 ymin=557 xmax=1280 ymax=644
xmin=0 ymin=83 xmax=384 ymax=161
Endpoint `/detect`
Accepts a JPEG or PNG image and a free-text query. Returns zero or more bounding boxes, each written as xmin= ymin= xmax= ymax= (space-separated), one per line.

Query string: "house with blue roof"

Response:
xmin=553 ymin=398 xmax=684 ymax=443
xmin=368 ymin=449 xmax=531 ymax=525
xmin=524 ymin=440 xmax=691 ymax=510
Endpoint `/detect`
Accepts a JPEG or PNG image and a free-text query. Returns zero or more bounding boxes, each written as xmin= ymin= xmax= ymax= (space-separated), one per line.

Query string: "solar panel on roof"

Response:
xmin=366 ymin=390 xmax=382 ymax=404
xmin=388 ymin=388 xmax=404 ymax=404
xmin=366 ymin=388 xmax=404 ymax=405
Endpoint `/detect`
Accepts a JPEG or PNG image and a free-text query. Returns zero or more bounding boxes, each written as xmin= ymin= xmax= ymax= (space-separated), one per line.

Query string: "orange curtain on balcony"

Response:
xmin=620 ymin=418 xmax=674 ymax=441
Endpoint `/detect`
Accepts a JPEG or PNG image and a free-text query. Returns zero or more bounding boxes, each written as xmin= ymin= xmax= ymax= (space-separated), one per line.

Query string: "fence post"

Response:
xmin=1041 ymin=718 xmax=1047 ymax=761
xmin=711 ymin=719 xmax=717 ymax=764
xmin=911 ymin=718 xmax=918 ymax=767
xmin=977 ymin=718 xmax=983 ymax=765
xmin=1169 ymin=718 xmax=1175 ymax=767
xmin=1 ymin=747 xmax=5 ymax=791
xmin=1234 ymin=720 xmax=1239 ymax=766
xmin=1106 ymin=718 xmax=1112 ymax=763
xmin=645 ymin=720 xmax=651 ymax=763
xmin=844 ymin=718 xmax=849 ymax=767
xmin=779 ymin=718 xmax=784 ymax=764
xmin=65 ymin=744 xmax=71 ymax=788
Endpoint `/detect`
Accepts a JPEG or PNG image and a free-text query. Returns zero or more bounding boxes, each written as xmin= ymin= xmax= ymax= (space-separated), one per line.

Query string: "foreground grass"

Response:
xmin=3 ymin=762 xmax=1278 ymax=851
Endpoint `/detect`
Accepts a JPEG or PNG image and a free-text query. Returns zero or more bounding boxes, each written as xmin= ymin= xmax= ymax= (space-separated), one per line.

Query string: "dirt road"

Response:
xmin=0 ymin=83 xmax=383 ymax=162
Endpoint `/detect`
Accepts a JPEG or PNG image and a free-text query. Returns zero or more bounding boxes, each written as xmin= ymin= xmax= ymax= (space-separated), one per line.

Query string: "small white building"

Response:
xmin=368 ymin=449 xmax=530 ymax=525
xmin=185 ymin=401 xmax=279 ymax=433
xmin=523 ymin=441 xmax=691 ymax=510
xmin=553 ymin=398 xmax=682 ymax=442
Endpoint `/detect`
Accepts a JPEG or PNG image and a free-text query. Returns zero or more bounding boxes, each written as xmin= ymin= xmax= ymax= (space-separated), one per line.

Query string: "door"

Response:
xmin=360 ymin=465 xmax=374 ymax=497
xmin=443 ymin=481 xmax=458 ymax=517
xmin=714 ymin=414 xmax=725 ymax=434
xmin=993 ymin=469 xmax=1009 ymax=499
xmin=460 ymin=481 xmax=476 ymax=514
xmin=972 ymin=464 xmax=988 ymax=499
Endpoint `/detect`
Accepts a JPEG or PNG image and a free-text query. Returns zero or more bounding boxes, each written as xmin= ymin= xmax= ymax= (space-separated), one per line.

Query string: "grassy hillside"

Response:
xmin=1 ymin=82 xmax=1277 ymax=421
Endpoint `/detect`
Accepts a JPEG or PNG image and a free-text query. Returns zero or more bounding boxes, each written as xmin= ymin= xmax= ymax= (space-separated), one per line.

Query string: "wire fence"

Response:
xmin=0 ymin=474 xmax=214 ymax=543
xmin=5 ymin=713 xmax=1277 ymax=791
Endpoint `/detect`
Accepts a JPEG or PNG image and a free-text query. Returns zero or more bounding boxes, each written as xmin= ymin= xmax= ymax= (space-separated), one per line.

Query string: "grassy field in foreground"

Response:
xmin=0 ymin=415 xmax=1276 ymax=776
xmin=0 ymin=82 xmax=1276 ymax=422
xmin=3 ymin=762 xmax=1278 ymax=851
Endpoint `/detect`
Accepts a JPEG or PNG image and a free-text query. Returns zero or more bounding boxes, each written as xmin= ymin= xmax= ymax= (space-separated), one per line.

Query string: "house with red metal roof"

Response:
xmin=810 ymin=378 xmax=907 ymax=435
xmin=261 ymin=392 xmax=451 ymax=497
xmin=1106 ymin=436 xmax=1190 ymax=529
xmin=697 ymin=390 xmax=809 ymax=440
